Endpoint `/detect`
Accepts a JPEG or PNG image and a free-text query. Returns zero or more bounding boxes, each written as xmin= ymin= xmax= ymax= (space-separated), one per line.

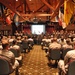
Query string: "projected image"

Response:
xmin=31 ymin=25 xmax=45 ymax=35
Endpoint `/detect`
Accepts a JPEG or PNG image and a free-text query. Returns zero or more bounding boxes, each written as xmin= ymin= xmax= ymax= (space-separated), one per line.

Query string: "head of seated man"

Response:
xmin=1 ymin=39 xmax=9 ymax=50
xmin=11 ymin=40 xmax=20 ymax=50
xmin=12 ymin=40 xmax=17 ymax=45
xmin=62 ymin=38 xmax=73 ymax=50
xmin=51 ymin=37 xmax=57 ymax=43
xmin=66 ymin=39 xmax=71 ymax=44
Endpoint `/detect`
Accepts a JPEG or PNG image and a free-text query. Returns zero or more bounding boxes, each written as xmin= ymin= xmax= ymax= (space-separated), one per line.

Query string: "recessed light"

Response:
xmin=42 ymin=10 xmax=44 ymax=12
xmin=33 ymin=11 xmax=34 ymax=12
xmin=16 ymin=0 xmax=18 ymax=1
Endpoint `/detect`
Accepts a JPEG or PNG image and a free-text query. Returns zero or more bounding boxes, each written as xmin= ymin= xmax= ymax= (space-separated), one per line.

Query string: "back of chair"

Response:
xmin=61 ymin=48 xmax=72 ymax=60
xmin=10 ymin=48 xmax=20 ymax=57
xmin=28 ymin=41 xmax=34 ymax=46
xmin=0 ymin=58 xmax=13 ymax=75
xmin=67 ymin=60 xmax=75 ymax=75
xmin=22 ymin=40 xmax=29 ymax=49
xmin=50 ymin=49 xmax=61 ymax=60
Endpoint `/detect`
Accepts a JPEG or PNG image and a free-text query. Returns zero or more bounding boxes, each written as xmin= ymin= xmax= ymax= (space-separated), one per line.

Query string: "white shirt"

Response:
xmin=62 ymin=44 xmax=73 ymax=49
xmin=65 ymin=50 xmax=75 ymax=64
xmin=49 ymin=42 xmax=61 ymax=49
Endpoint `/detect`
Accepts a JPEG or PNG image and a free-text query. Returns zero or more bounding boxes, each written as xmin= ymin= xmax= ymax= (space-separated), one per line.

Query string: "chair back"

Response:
xmin=61 ymin=48 xmax=72 ymax=59
xmin=50 ymin=49 xmax=61 ymax=60
xmin=10 ymin=48 xmax=20 ymax=57
xmin=0 ymin=56 xmax=13 ymax=75
xmin=22 ymin=40 xmax=29 ymax=49
xmin=28 ymin=41 xmax=34 ymax=46
xmin=67 ymin=60 xmax=75 ymax=75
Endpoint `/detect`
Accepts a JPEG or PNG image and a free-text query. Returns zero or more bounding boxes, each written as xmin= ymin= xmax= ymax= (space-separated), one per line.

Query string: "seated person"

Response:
xmin=16 ymin=36 xmax=22 ymax=45
xmin=49 ymin=37 xmax=61 ymax=50
xmin=0 ymin=39 xmax=19 ymax=70
xmin=41 ymin=36 xmax=48 ymax=50
xmin=21 ymin=36 xmax=29 ymax=53
xmin=58 ymin=49 xmax=75 ymax=74
xmin=28 ymin=36 xmax=34 ymax=49
xmin=62 ymin=38 xmax=73 ymax=49
xmin=10 ymin=40 xmax=22 ymax=61
xmin=48 ymin=37 xmax=61 ymax=54
xmin=8 ymin=36 xmax=15 ymax=46
xmin=48 ymin=37 xmax=61 ymax=65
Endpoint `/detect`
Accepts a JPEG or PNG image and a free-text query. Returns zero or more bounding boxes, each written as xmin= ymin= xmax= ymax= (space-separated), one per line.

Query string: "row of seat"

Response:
xmin=0 ymin=40 xmax=34 ymax=75
xmin=59 ymin=59 xmax=75 ymax=75
xmin=0 ymin=55 xmax=14 ymax=75
xmin=47 ymin=48 xmax=75 ymax=75
xmin=48 ymin=48 xmax=73 ymax=61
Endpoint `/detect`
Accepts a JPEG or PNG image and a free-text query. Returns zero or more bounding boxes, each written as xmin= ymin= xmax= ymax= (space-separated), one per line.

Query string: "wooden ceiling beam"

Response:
xmin=23 ymin=0 xmax=26 ymax=14
xmin=24 ymin=4 xmax=46 ymax=20
xmin=25 ymin=0 xmax=31 ymax=14
xmin=50 ymin=0 xmax=64 ymax=20
xmin=16 ymin=3 xmax=23 ymax=9
xmin=23 ymin=0 xmax=31 ymax=14
xmin=21 ymin=13 xmax=52 ymax=17
xmin=7 ymin=0 xmax=16 ymax=10
xmin=12 ymin=0 xmax=16 ymax=10
xmin=51 ymin=12 xmax=59 ymax=21
xmin=16 ymin=0 xmax=24 ymax=12
xmin=33 ymin=4 xmax=45 ymax=13
xmin=0 ymin=0 xmax=25 ymax=20
xmin=41 ymin=0 xmax=54 ymax=11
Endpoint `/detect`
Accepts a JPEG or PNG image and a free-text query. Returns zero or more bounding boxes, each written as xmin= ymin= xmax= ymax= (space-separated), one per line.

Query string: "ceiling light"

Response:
xmin=29 ymin=0 xmax=31 ymax=1
xmin=42 ymin=10 xmax=44 ymax=12
xmin=16 ymin=0 xmax=18 ymax=1
xmin=33 ymin=11 xmax=34 ymax=12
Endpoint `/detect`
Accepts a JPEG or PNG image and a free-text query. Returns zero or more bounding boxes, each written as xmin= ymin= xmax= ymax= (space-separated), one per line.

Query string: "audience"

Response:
xmin=0 ymin=38 xmax=19 ymax=74
xmin=21 ymin=36 xmax=29 ymax=53
xmin=10 ymin=40 xmax=22 ymax=61
xmin=28 ymin=36 xmax=34 ymax=49
xmin=58 ymin=49 xmax=75 ymax=74
xmin=1 ymin=30 xmax=75 ymax=74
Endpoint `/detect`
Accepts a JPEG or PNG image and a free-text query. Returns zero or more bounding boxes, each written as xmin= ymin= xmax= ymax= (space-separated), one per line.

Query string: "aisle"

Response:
xmin=19 ymin=45 xmax=58 ymax=75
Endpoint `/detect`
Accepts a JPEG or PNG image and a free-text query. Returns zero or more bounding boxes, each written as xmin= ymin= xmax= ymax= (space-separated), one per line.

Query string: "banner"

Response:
xmin=6 ymin=15 xmax=12 ymax=25
xmin=64 ymin=0 xmax=75 ymax=26
xmin=14 ymin=14 xmax=19 ymax=26
xmin=59 ymin=7 xmax=64 ymax=26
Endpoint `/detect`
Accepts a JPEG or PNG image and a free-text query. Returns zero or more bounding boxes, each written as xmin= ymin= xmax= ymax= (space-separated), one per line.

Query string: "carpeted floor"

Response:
xmin=11 ymin=45 xmax=59 ymax=75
